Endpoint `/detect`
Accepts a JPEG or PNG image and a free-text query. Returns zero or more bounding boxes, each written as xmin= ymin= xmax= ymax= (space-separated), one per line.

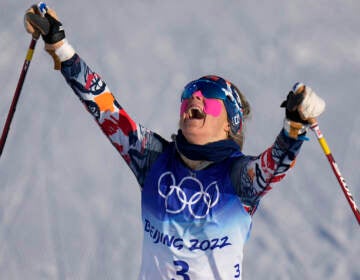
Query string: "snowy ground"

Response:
xmin=0 ymin=1 xmax=359 ymax=279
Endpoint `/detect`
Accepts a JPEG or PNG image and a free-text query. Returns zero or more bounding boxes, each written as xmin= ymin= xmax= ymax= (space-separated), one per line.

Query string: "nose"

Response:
xmin=190 ymin=90 xmax=204 ymax=100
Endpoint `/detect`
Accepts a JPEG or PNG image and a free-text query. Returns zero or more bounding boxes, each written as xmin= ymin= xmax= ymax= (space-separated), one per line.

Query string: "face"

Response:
xmin=180 ymin=91 xmax=230 ymax=145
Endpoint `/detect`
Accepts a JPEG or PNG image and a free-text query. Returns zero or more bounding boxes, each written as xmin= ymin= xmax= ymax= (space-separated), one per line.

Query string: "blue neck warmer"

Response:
xmin=175 ymin=130 xmax=243 ymax=162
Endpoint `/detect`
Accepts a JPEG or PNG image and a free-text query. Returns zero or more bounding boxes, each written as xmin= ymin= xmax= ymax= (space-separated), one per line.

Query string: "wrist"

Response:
xmin=283 ymin=118 xmax=308 ymax=139
xmin=45 ymin=39 xmax=75 ymax=70
xmin=46 ymin=39 xmax=75 ymax=62
xmin=55 ymin=40 xmax=75 ymax=62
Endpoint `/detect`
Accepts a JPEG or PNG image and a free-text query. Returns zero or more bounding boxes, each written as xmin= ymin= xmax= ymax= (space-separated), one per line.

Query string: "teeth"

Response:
xmin=187 ymin=106 xmax=205 ymax=119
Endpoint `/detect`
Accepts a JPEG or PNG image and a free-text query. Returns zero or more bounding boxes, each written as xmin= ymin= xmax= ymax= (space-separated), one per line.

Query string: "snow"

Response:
xmin=0 ymin=1 xmax=359 ymax=279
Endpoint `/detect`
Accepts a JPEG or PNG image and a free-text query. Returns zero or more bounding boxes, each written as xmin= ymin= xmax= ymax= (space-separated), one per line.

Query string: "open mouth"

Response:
xmin=187 ymin=106 xmax=206 ymax=119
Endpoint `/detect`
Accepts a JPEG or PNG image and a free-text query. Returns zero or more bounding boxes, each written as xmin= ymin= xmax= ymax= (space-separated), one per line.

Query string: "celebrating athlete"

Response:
xmin=24 ymin=4 xmax=325 ymax=279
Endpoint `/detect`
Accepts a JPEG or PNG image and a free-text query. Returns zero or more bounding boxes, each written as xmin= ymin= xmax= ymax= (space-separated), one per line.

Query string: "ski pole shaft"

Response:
xmin=310 ymin=121 xmax=360 ymax=225
xmin=0 ymin=37 xmax=38 ymax=158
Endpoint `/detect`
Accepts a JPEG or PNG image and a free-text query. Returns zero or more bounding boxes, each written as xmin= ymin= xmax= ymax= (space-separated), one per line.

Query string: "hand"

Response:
xmin=24 ymin=4 xmax=48 ymax=39
xmin=281 ymin=82 xmax=326 ymax=123
xmin=25 ymin=4 xmax=65 ymax=44
xmin=24 ymin=4 xmax=73 ymax=69
xmin=281 ymin=82 xmax=326 ymax=139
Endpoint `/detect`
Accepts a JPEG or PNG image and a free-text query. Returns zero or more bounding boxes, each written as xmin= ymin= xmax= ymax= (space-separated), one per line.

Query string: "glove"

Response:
xmin=24 ymin=4 xmax=48 ymax=39
xmin=24 ymin=4 xmax=75 ymax=70
xmin=281 ymin=82 xmax=326 ymax=139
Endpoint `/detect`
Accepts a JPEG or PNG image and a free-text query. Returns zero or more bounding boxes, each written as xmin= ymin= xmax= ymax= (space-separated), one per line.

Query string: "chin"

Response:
xmin=181 ymin=128 xmax=209 ymax=145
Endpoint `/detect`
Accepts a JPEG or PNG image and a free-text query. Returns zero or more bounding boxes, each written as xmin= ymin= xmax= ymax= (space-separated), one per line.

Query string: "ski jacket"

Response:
xmin=60 ymin=54 xmax=304 ymax=279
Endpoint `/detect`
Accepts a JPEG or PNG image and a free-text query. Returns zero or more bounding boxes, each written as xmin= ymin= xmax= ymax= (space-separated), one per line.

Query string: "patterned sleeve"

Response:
xmin=231 ymin=130 xmax=304 ymax=215
xmin=60 ymin=54 xmax=169 ymax=187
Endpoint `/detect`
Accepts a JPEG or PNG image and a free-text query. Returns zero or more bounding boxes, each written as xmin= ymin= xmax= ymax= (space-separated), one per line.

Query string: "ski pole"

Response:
xmin=310 ymin=121 xmax=360 ymax=225
xmin=0 ymin=2 xmax=48 ymax=158
xmin=0 ymin=38 xmax=38 ymax=158
xmin=292 ymin=83 xmax=360 ymax=225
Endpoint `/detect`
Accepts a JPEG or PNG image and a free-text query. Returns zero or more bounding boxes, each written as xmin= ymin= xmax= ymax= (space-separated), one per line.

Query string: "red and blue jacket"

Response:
xmin=60 ymin=54 xmax=304 ymax=279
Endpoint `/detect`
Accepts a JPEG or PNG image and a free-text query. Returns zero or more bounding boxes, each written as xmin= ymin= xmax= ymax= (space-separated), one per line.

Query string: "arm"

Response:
xmin=232 ymin=83 xmax=325 ymax=215
xmin=231 ymin=130 xmax=304 ymax=215
xmin=24 ymin=5 xmax=168 ymax=187
xmin=61 ymin=54 xmax=169 ymax=187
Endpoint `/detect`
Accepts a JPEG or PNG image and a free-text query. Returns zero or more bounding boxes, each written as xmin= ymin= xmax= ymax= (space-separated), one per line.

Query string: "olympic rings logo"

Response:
xmin=158 ymin=171 xmax=220 ymax=219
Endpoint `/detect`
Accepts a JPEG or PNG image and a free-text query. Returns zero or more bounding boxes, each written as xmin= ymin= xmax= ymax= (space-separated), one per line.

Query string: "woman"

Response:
xmin=25 ymin=5 xmax=325 ymax=279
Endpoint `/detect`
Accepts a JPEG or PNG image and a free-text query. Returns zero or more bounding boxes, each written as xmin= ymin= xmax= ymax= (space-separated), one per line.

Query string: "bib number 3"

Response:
xmin=172 ymin=260 xmax=190 ymax=280
xmin=171 ymin=260 xmax=240 ymax=279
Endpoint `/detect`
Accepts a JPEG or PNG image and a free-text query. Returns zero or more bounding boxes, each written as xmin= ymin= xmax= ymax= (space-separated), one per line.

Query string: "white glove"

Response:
xmin=282 ymin=83 xmax=326 ymax=139
xmin=298 ymin=85 xmax=326 ymax=120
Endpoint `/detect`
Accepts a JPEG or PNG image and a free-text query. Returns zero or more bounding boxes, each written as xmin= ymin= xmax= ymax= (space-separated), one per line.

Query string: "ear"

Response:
xmin=224 ymin=122 xmax=231 ymax=136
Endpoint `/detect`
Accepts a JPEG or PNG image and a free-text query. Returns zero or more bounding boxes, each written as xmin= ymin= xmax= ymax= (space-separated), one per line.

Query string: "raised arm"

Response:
xmin=24 ymin=4 xmax=168 ymax=187
xmin=232 ymin=130 xmax=304 ymax=214
xmin=61 ymin=54 xmax=169 ymax=186
xmin=232 ymin=83 xmax=325 ymax=215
